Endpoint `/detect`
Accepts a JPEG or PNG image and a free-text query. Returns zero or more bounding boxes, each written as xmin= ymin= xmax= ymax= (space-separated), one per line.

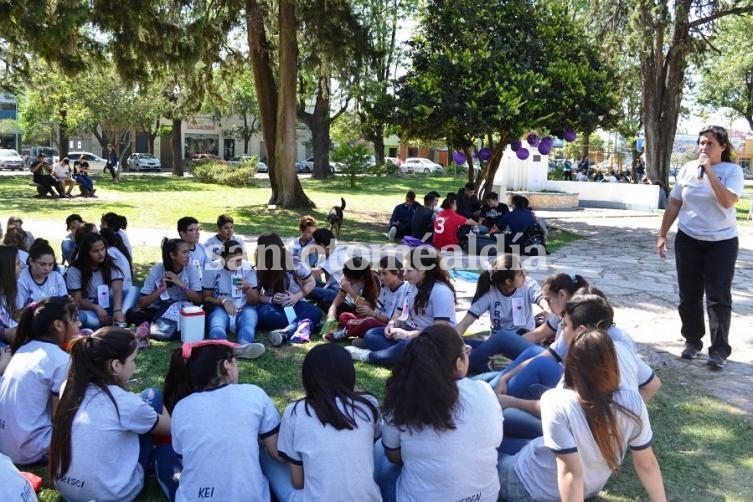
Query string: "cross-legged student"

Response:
xmin=322 ymin=256 xmax=380 ymax=342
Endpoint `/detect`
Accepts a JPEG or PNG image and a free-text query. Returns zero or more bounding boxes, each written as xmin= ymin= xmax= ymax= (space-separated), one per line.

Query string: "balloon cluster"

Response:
xmin=510 ymin=129 xmax=578 ymax=160
xmin=452 ymin=147 xmax=493 ymax=166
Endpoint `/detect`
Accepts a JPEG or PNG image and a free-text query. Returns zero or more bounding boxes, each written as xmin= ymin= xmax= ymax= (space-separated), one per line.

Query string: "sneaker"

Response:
xmin=681 ymin=344 xmax=700 ymax=360
xmin=345 ymin=345 xmax=371 ymax=362
xmin=268 ymin=329 xmax=287 ymax=347
xmin=234 ymin=343 xmax=266 ymax=360
xmin=707 ymin=352 xmax=726 ymax=369
xmin=351 ymin=337 xmax=368 ymax=349
xmin=324 ymin=328 xmax=349 ymax=343
xmin=387 ymin=226 xmax=397 ymax=241
xmin=90 ymin=189 xmax=96 ymax=196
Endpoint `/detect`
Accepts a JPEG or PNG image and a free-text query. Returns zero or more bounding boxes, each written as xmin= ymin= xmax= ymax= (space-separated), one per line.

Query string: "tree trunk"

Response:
xmin=274 ymin=0 xmax=314 ymax=208
xmin=243 ymin=114 xmax=250 ymax=153
xmin=309 ymin=104 xmax=332 ymax=179
xmin=171 ymin=118 xmax=183 ymax=176
xmin=373 ymin=128 xmax=385 ymax=166
xmin=58 ymin=109 xmax=69 ymax=158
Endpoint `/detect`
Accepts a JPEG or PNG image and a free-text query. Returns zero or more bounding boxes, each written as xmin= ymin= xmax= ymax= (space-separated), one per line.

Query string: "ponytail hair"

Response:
xmin=564 ymin=292 xmax=614 ymax=332
xmin=101 ymin=212 xmax=128 ymax=231
xmin=161 ymin=238 xmax=186 ymax=274
xmin=28 ymin=238 xmax=57 ymax=263
xmin=472 ymin=253 xmax=521 ymax=303
xmin=100 ymin=227 xmax=133 ymax=278
xmin=12 ymin=296 xmax=78 ymax=354
xmin=163 ymin=343 xmax=235 ymax=412
xmin=49 ymin=327 xmax=137 ymax=480
xmin=383 ymin=324 xmax=464 ymax=432
xmin=541 ymin=273 xmax=589 ymax=299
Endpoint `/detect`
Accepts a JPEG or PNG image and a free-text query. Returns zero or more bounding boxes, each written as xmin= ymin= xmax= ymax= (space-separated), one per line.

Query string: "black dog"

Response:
xmin=327 ymin=197 xmax=346 ymax=237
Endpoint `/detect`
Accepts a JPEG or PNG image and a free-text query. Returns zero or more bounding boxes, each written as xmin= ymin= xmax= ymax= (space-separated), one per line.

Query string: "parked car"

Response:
xmin=301 ymin=156 xmax=337 ymax=174
xmin=0 ymin=149 xmax=25 ymax=171
xmin=192 ymin=153 xmax=221 ymax=161
xmin=385 ymin=156 xmax=402 ymax=167
xmin=26 ymin=146 xmax=59 ymax=168
xmin=403 ymin=157 xmax=444 ymax=175
xmin=127 ymin=153 xmax=162 ymax=171
xmin=229 ymin=155 xmax=267 ymax=172
xmin=67 ymin=152 xmax=108 ymax=173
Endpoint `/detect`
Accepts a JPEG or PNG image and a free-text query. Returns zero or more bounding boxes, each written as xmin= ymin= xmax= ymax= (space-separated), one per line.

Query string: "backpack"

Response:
xmin=522 ymin=223 xmax=547 ymax=256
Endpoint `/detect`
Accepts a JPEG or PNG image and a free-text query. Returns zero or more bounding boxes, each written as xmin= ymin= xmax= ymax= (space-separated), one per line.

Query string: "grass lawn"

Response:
xmin=4 ymin=174 xmax=751 ymax=501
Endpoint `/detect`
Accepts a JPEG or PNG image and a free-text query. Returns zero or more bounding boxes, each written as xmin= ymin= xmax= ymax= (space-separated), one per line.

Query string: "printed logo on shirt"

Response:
xmin=21 ymin=481 xmax=34 ymax=502
xmin=457 ymin=492 xmax=482 ymax=502
xmin=198 ymin=486 xmax=216 ymax=498
xmin=58 ymin=475 xmax=86 ymax=488
xmin=0 ymin=418 xmax=6 ymax=429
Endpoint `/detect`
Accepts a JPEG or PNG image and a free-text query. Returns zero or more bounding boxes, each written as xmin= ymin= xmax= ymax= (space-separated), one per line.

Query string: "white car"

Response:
xmin=67 ymin=152 xmax=108 ymax=173
xmin=127 ymin=153 xmax=162 ymax=171
xmin=301 ymin=156 xmax=337 ymax=174
xmin=403 ymin=157 xmax=444 ymax=175
xmin=0 ymin=149 xmax=24 ymax=170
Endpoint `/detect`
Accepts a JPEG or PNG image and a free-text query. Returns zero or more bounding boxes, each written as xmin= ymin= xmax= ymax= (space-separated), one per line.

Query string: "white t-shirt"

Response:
xmin=277 ymin=395 xmax=381 ymax=502
xmin=187 ymin=242 xmax=211 ymax=281
xmin=204 ymin=235 xmax=247 ymax=260
xmin=55 ymin=385 xmax=159 ymax=502
xmin=0 ymin=340 xmax=69 ymax=464
xmin=52 ymin=162 xmax=71 ymax=180
xmin=201 ymin=260 xmax=258 ymax=308
xmin=320 ymin=248 xmax=347 ymax=289
xmin=172 ymin=384 xmax=281 ymax=502
xmin=287 ymin=236 xmax=314 ymax=259
xmin=257 ymin=257 xmax=313 ymax=297
xmin=118 ymin=229 xmax=133 ymax=257
xmin=66 ymin=264 xmax=125 ymax=302
xmin=382 ymin=378 xmax=503 ymax=502
xmin=467 ymin=276 xmax=543 ymax=330
xmin=16 ymin=268 xmax=68 ymax=309
xmin=0 ymin=452 xmax=37 ymax=501
xmin=107 ymin=247 xmax=133 ymax=287
xmin=549 ymin=324 xmax=637 ymax=361
xmin=377 ymin=281 xmax=408 ymax=319
xmin=141 ymin=263 xmax=202 ymax=308
xmin=400 ymin=282 xmax=456 ymax=329
xmin=514 ymin=387 xmax=652 ymax=501
xmin=0 ymin=300 xmax=17 ymax=331
xmin=669 ymin=160 xmax=744 ymax=241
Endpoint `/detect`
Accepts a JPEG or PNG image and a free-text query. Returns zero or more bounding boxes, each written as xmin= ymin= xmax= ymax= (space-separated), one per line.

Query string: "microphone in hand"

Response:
xmin=697 ymin=153 xmax=709 ymax=180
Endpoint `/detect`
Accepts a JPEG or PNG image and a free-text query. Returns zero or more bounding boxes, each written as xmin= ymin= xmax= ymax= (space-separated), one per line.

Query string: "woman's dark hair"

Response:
xmin=163 ymin=344 xmax=235 ymax=413
xmin=408 ymin=246 xmax=455 ymax=314
xmin=101 ymin=212 xmax=128 ymax=231
xmin=71 ymin=223 xmax=98 ymax=263
xmin=71 ymin=232 xmax=123 ymax=298
xmin=0 ymin=245 xmax=19 ymax=320
xmin=65 ymin=214 xmax=83 ymax=231
xmin=3 ymin=227 xmax=28 ymax=250
xmin=564 ymin=329 xmax=641 ymax=471
xmin=162 ymin=238 xmax=187 ymax=273
xmin=564 ymin=293 xmax=614 ymax=332
xmin=542 ymin=273 xmax=589 ymax=299
xmin=342 ymin=257 xmax=379 ymax=307
xmin=100 ymin=227 xmax=133 ymax=278
xmin=12 ymin=296 xmax=77 ymax=354
xmin=255 ymin=232 xmax=292 ymax=294
xmin=698 ymin=125 xmax=734 ymax=162
xmin=472 ymin=253 xmax=521 ymax=303
xmin=220 ymin=239 xmax=243 ymax=259
xmin=383 ymin=324 xmax=464 ymax=432
xmin=28 ymin=238 xmax=57 ymax=263
xmin=49 ymin=327 xmax=137 ymax=480
xmin=294 ymin=344 xmax=379 ymax=430
xmin=511 ymin=194 xmax=529 ymax=209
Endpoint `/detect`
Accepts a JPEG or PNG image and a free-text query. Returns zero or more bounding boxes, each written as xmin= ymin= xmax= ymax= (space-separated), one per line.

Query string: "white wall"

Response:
xmin=494 ymin=146 xmax=549 ymax=191
xmin=542 ymin=180 xmax=661 ymax=211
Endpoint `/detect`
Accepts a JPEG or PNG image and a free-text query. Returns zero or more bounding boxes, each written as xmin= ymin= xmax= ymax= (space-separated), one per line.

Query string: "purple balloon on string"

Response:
xmin=510 ymin=140 xmax=522 ymax=151
xmin=564 ymin=129 xmax=577 ymax=142
xmin=541 ymin=136 xmax=554 ymax=146
xmin=478 ymin=147 xmax=491 ymax=161
xmin=453 ymin=151 xmax=466 ymax=165
xmin=538 ymin=142 xmax=552 ymax=155
xmin=526 ymin=133 xmax=540 ymax=146
xmin=516 ymin=148 xmax=530 ymax=160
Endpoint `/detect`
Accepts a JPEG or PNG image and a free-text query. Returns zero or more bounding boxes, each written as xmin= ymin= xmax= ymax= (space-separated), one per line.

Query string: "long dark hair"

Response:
xmin=0 ymin=245 xmax=19 ymax=319
xmin=541 ymin=273 xmax=589 ymax=303
xmin=342 ymin=257 xmax=379 ymax=307
xmin=28 ymin=238 xmax=57 ymax=264
xmin=294 ymin=344 xmax=379 ymax=430
xmin=161 ymin=238 xmax=186 ymax=274
xmin=564 ymin=329 xmax=641 ymax=471
xmin=49 ymin=328 xmax=137 ymax=480
xmin=162 ymin=343 xmax=235 ymax=413
xmin=12 ymin=296 xmax=78 ymax=354
xmin=408 ymin=246 xmax=455 ymax=315
xmin=255 ymin=232 xmax=293 ymax=294
xmin=71 ymin=232 xmax=123 ymax=297
xmin=100 ymin=227 xmax=133 ymax=277
xmin=101 ymin=212 xmax=128 ymax=232
xmin=698 ymin=125 xmax=733 ymax=162
xmin=472 ymin=253 xmax=521 ymax=303
xmin=383 ymin=324 xmax=464 ymax=432
xmin=564 ymin=293 xmax=614 ymax=332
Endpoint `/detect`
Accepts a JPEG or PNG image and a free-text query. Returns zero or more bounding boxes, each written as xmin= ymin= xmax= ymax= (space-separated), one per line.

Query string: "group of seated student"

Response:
xmin=28 ymin=153 xmax=96 ymax=198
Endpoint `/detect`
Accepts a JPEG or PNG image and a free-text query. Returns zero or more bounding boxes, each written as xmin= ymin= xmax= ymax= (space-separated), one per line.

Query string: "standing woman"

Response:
xmin=657 ymin=125 xmax=744 ymax=369
xmin=376 ymin=324 xmax=503 ymax=502
xmin=66 ymin=232 xmax=126 ymax=329
xmin=16 ymin=239 xmax=68 ymax=309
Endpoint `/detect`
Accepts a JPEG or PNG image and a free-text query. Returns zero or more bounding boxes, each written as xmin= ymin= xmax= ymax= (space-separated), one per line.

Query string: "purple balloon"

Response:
xmin=526 ymin=133 xmax=539 ymax=146
xmin=516 ymin=148 xmax=530 ymax=160
xmin=564 ymin=129 xmax=577 ymax=142
xmin=510 ymin=140 xmax=522 ymax=151
xmin=538 ymin=143 xmax=552 ymax=155
xmin=478 ymin=147 xmax=491 ymax=161
xmin=453 ymin=151 xmax=466 ymax=165
xmin=541 ymin=136 xmax=554 ymax=146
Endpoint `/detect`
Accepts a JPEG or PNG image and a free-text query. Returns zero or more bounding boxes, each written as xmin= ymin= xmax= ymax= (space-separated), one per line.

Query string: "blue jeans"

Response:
xmin=363 ymin=327 xmax=409 ymax=366
xmin=500 ymin=408 xmax=541 ymax=455
xmin=73 ymin=173 xmax=93 ymax=191
xmin=259 ymin=448 xmax=299 ymax=501
xmin=374 ymin=441 xmax=400 ymax=502
xmin=257 ymin=302 xmax=324 ymax=331
xmin=487 ymin=346 xmax=561 ymax=399
xmin=497 ymin=453 xmax=536 ymax=502
xmin=61 ymin=239 xmax=75 ymax=264
xmin=208 ymin=304 xmax=259 ymax=343
xmin=466 ymin=329 xmax=533 ymax=375
xmin=308 ymin=285 xmax=339 ymax=311
xmin=123 ymin=286 xmax=141 ymax=315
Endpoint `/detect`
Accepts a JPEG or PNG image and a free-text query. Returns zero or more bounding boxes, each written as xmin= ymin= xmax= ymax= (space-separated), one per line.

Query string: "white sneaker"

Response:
xmin=345 ymin=345 xmax=371 ymax=362
xmin=234 ymin=343 xmax=266 ymax=359
xmin=387 ymin=226 xmax=397 ymax=241
xmin=268 ymin=330 xmax=286 ymax=347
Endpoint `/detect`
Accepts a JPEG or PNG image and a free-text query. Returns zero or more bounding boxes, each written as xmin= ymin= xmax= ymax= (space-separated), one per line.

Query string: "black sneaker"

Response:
xmin=707 ymin=352 xmax=726 ymax=369
xmin=681 ymin=345 xmax=700 ymax=360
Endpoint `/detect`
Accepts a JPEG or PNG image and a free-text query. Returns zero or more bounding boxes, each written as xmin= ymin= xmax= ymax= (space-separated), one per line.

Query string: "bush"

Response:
xmin=187 ymin=161 xmax=257 ymax=187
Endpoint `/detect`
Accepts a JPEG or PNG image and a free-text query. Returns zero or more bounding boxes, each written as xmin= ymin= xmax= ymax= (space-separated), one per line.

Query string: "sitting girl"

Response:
xmin=66 ymin=232 xmax=126 ymax=329
xmin=17 ymin=239 xmax=68 ymax=309
xmin=127 ymin=238 xmax=203 ymax=326
xmin=454 ymin=253 xmax=548 ymax=375
xmin=323 ymin=256 xmax=380 ymax=341
xmin=100 ymin=228 xmax=140 ymax=313
xmin=376 ymin=324 xmax=503 ymax=502
xmin=50 ymin=327 xmax=170 ymax=501
xmin=100 ymin=212 xmax=132 ymax=257
xmin=0 ymin=246 xmax=22 ymax=350
xmin=261 ymin=343 xmax=382 ymax=501
xmin=346 ymin=247 xmax=456 ymax=366
xmin=497 ymin=329 xmax=667 ymax=502
xmin=160 ymin=340 xmax=281 ymax=501
xmin=0 ymin=297 xmax=77 ymax=465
